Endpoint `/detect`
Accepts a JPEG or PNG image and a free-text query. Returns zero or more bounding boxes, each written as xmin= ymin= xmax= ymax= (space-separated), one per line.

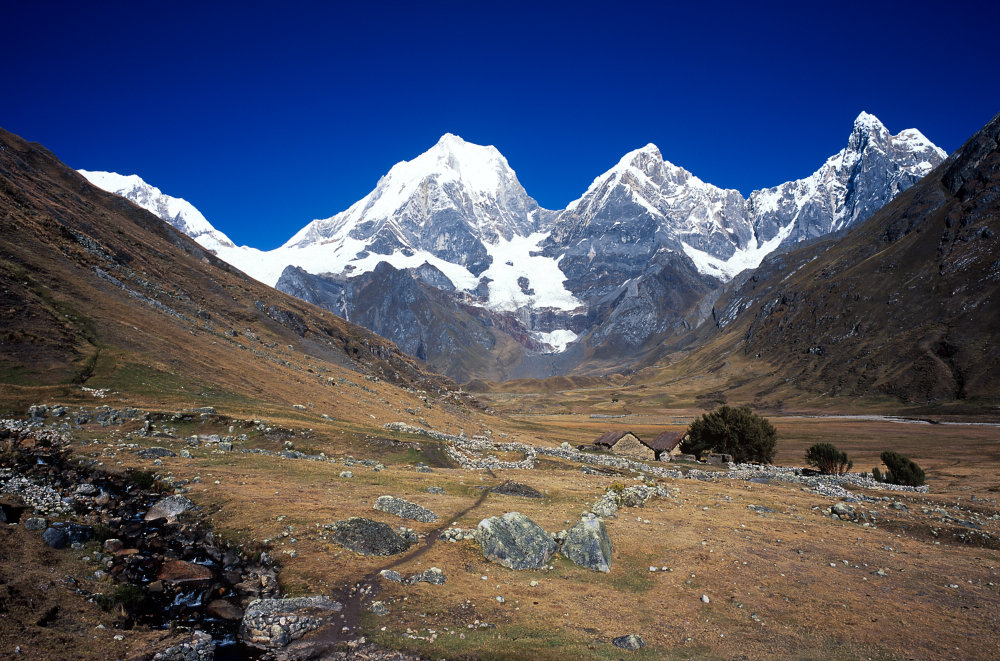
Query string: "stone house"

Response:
xmin=593 ymin=431 xmax=656 ymax=462
xmin=645 ymin=431 xmax=685 ymax=462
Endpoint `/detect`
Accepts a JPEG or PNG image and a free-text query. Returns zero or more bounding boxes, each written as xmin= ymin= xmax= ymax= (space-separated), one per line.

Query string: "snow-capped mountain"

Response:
xmin=78 ymin=170 xmax=237 ymax=252
xmin=217 ymin=134 xmax=582 ymax=315
xmin=547 ymin=112 xmax=947 ymax=293
xmin=81 ymin=113 xmax=947 ymax=381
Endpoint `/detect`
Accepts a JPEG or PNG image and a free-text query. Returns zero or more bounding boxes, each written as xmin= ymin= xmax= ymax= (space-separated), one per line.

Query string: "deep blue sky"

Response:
xmin=5 ymin=1 xmax=998 ymax=249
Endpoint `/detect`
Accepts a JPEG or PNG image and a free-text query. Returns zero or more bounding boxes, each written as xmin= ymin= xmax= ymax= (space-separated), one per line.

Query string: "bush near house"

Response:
xmin=805 ymin=442 xmax=853 ymax=475
xmin=679 ymin=405 xmax=776 ymax=464
xmin=874 ymin=450 xmax=926 ymax=487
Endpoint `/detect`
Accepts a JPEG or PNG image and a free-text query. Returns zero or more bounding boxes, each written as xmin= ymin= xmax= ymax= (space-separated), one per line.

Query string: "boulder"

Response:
xmin=612 ymin=634 xmax=646 ymax=650
xmin=42 ymin=522 xmax=92 ymax=548
xmin=240 ymin=596 xmax=342 ymax=650
xmin=157 ymin=560 xmax=214 ymax=587
xmin=832 ymin=502 xmax=856 ymax=519
xmin=145 ymin=495 xmax=195 ymax=523
xmin=590 ymin=493 xmax=619 ymax=518
xmin=477 ymin=512 xmax=556 ymax=570
xmin=330 ymin=517 xmax=412 ymax=556
xmin=379 ymin=569 xmax=403 ymax=583
xmin=491 ymin=482 xmax=543 ymax=499
xmin=407 ymin=567 xmax=446 ymax=585
xmin=373 ymin=495 xmax=439 ymax=523
xmin=207 ymin=599 xmax=244 ymax=621
xmin=42 ymin=527 xmax=67 ymax=549
xmin=561 ymin=516 xmax=612 ymax=573
xmin=137 ymin=447 xmax=177 ymax=459
xmin=24 ymin=517 xmax=47 ymax=531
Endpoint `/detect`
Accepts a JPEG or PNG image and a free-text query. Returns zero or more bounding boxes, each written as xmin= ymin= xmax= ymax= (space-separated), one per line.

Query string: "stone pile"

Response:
xmin=373 ymin=495 xmax=439 ymax=522
xmin=240 ymin=596 xmax=342 ymax=650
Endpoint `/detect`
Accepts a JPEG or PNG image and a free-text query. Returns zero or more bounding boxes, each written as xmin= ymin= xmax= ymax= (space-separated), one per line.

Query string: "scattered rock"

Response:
xmin=832 ymin=502 xmax=856 ymax=519
xmin=477 ymin=512 xmax=557 ymax=570
xmin=373 ymin=495 xmax=439 ymax=522
xmin=24 ymin=517 xmax=47 ymax=531
xmin=137 ymin=447 xmax=177 ymax=459
xmin=748 ymin=504 xmax=775 ymax=514
xmin=560 ymin=516 xmax=613 ymax=573
xmin=75 ymin=483 xmax=98 ymax=496
xmin=612 ymin=634 xmax=646 ymax=650
xmin=152 ymin=630 xmax=215 ymax=661
xmin=369 ymin=601 xmax=389 ymax=616
xmin=339 ymin=471 xmax=354 ymax=479
xmin=145 ymin=495 xmax=195 ymax=523
xmin=379 ymin=569 xmax=403 ymax=583
xmin=427 ymin=486 xmax=445 ymax=494
xmin=330 ymin=517 xmax=412 ymax=556
xmin=491 ymin=482 xmax=543 ymax=499
xmin=407 ymin=567 xmax=446 ymax=585
xmin=701 ymin=594 xmax=711 ymax=604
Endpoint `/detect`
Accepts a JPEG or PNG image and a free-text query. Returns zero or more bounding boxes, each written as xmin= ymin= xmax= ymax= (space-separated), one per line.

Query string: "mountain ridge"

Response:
xmin=80 ymin=113 xmax=947 ymax=381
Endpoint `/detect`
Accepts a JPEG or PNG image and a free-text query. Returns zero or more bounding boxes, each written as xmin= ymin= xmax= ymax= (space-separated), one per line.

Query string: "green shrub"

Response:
xmin=679 ymin=405 xmax=776 ymax=463
xmin=804 ymin=442 xmax=853 ymax=475
xmin=95 ymin=583 xmax=150 ymax=615
xmin=878 ymin=450 xmax=925 ymax=487
xmin=127 ymin=469 xmax=157 ymax=490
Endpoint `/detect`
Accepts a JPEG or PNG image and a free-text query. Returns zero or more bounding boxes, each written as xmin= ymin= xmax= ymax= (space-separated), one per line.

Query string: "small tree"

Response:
xmin=878 ymin=450 xmax=925 ymax=487
xmin=679 ymin=405 xmax=776 ymax=464
xmin=804 ymin=443 xmax=853 ymax=475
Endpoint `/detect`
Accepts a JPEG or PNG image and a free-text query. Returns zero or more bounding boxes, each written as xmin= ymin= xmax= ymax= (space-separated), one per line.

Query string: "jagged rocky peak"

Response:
xmin=78 ymin=169 xmax=236 ymax=251
xmin=283 ymin=132 xmax=545 ymax=256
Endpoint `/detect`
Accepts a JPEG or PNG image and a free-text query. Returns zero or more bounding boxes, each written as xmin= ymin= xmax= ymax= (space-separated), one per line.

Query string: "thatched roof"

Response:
xmin=594 ymin=431 xmax=634 ymax=447
xmin=645 ymin=431 xmax=684 ymax=452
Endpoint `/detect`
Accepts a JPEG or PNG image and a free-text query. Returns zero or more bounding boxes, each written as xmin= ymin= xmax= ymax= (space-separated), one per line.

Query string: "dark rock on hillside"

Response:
xmin=613 ymin=633 xmax=646 ymax=650
xmin=490 ymin=482 xmax=543 ymax=498
xmin=330 ymin=517 xmax=413 ymax=556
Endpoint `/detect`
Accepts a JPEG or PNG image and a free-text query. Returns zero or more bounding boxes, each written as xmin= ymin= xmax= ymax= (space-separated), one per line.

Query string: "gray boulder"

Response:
xmin=407 ymin=567 xmax=446 ymax=585
xmin=613 ymin=634 xmax=646 ymax=650
xmin=137 ymin=447 xmax=176 ymax=459
xmin=477 ymin=512 xmax=556 ymax=570
xmin=832 ymin=502 xmax=856 ymax=519
xmin=240 ymin=596 xmax=342 ymax=650
xmin=561 ymin=516 xmax=613 ymax=573
xmin=41 ymin=522 xmax=92 ymax=549
xmin=330 ymin=517 xmax=412 ymax=556
xmin=379 ymin=569 xmax=403 ymax=583
xmin=590 ymin=493 xmax=619 ymax=518
xmin=42 ymin=526 xmax=67 ymax=549
xmin=24 ymin=517 xmax=47 ymax=531
xmin=145 ymin=495 xmax=195 ymax=523
xmin=373 ymin=495 xmax=439 ymax=523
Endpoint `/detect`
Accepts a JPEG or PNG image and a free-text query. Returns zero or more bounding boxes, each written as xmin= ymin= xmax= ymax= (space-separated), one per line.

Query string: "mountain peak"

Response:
xmin=78 ymin=169 xmax=235 ymax=250
xmin=853 ymin=110 xmax=886 ymax=131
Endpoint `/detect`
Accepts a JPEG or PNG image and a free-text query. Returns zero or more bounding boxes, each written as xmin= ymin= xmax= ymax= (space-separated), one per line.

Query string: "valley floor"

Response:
xmin=1 ymin=395 xmax=999 ymax=660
